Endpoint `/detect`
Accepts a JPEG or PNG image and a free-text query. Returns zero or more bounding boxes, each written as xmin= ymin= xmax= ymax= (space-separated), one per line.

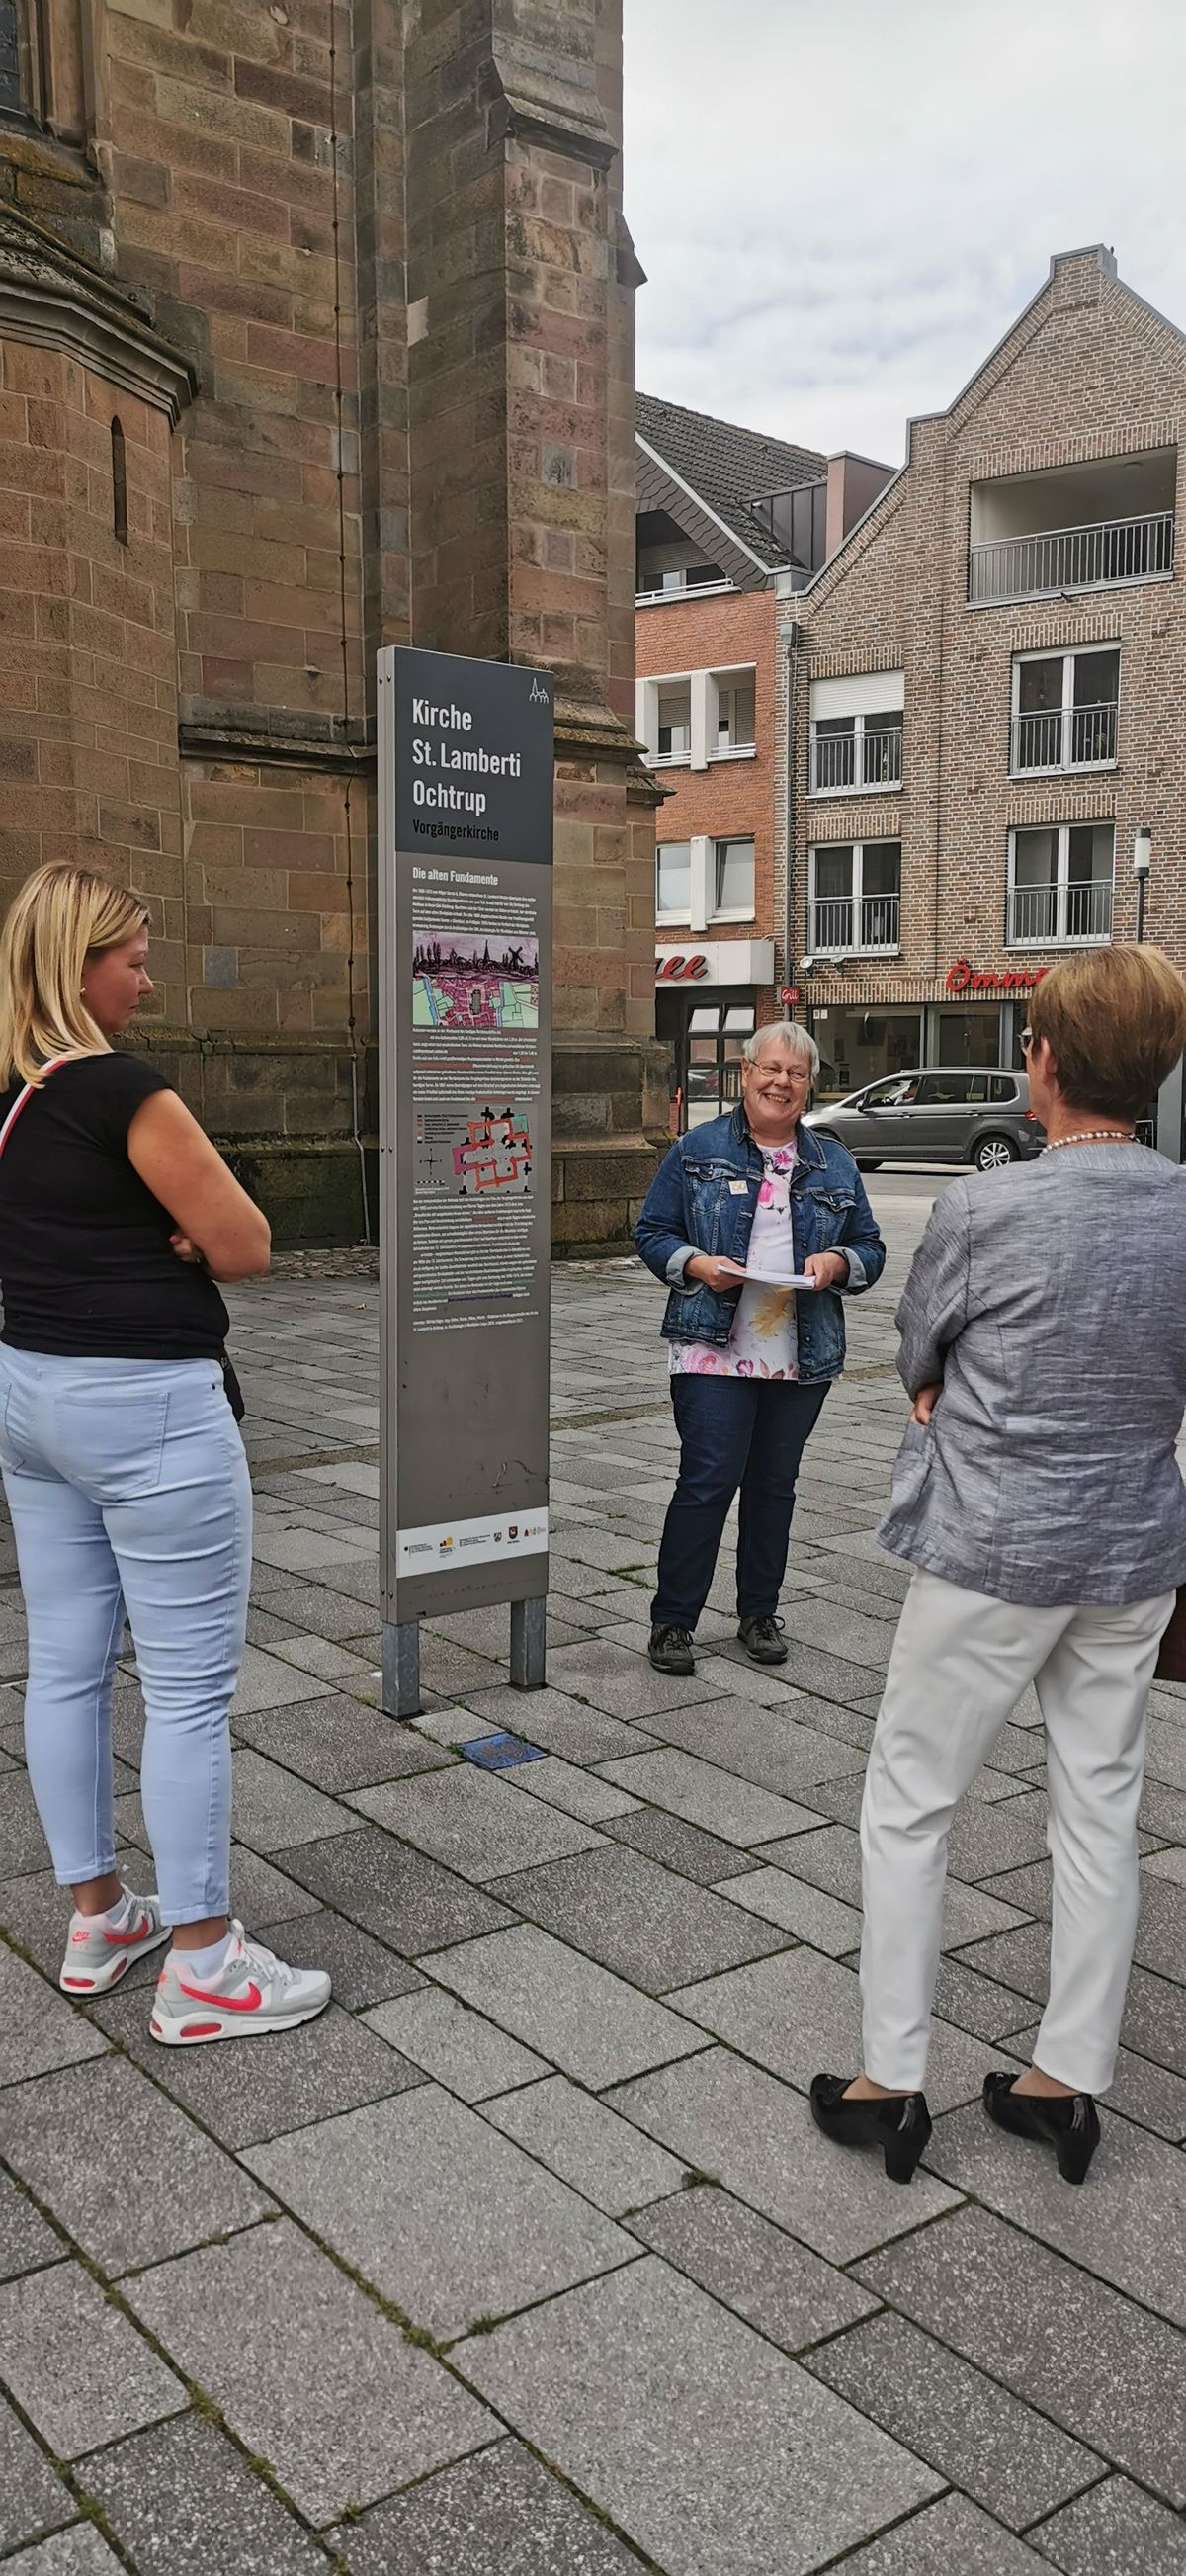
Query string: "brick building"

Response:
xmin=634 ymin=393 xmax=891 ymax=1123
xmin=0 ymin=0 xmax=664 ymax=1246
xmin=787 ymin=244 xmax=1186 ymax=1146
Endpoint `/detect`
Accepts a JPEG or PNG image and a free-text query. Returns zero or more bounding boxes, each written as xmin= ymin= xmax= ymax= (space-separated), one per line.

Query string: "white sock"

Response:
xmin=70 ymin=1888 xmax=132 ymax=1932
xmin=171 ymin=1930 xmax=235 ymax=1979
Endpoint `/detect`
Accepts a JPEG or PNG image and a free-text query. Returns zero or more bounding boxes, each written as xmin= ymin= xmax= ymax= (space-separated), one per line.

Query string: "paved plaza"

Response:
xmin=2 ymin=1175 xmax=1185 ymax=2575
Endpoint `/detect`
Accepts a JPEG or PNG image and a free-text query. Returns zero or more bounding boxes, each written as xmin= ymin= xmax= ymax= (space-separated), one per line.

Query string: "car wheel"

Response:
xmin=854 ymin=1157 xmax=883 ymax=1172
xmin=974 ymin=1133 xmax=1019 ymax=1173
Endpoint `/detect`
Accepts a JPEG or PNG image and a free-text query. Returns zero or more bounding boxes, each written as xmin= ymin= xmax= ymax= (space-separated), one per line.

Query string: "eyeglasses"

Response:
xmin=1020 ymin=1027 xmax=1033 ymax=1051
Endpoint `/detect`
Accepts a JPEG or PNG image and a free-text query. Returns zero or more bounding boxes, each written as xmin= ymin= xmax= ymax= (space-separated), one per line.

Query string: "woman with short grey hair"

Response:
xmin=635 ymin=1021 xmax=885 ymax=1676
xmin=812 ymin=944 xmax=1186 ymax=2187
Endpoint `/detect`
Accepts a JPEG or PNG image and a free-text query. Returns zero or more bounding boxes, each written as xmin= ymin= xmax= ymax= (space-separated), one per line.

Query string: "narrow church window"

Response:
xmin=111 ymin=418 xmax=128 ymax=546
xmin=0 ymin=2 xmax=22 ymax=115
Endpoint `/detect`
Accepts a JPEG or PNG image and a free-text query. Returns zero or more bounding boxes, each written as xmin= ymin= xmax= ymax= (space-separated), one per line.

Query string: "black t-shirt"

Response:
xmin=0 ymin=1055 xmax=230 ymax=1360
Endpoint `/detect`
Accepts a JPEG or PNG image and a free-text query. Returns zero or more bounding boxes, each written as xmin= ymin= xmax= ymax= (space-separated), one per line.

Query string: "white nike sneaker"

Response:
xmin=59 ymin=1888 xmax=169 ymax=1996
xmin=149 ymin=1922 xmax=331 ymax=2046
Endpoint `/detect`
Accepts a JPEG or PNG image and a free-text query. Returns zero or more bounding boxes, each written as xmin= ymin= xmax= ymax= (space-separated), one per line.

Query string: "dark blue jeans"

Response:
xmin=651 ymin=1373 xmax=830 ymax=1632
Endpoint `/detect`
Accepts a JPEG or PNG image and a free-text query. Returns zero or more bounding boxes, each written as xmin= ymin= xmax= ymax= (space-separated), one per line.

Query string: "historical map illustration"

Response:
xmin=412 ymin=932 xmax=539 ymax=1032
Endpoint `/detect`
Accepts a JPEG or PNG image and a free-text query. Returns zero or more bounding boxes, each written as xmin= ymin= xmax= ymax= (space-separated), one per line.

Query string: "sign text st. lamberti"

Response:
xmin=378 ymin=646 xmax=554 ymax=1707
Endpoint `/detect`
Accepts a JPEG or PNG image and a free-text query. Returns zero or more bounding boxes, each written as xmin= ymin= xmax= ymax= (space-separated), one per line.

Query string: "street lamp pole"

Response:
xmin=1133 ymin=826 xmax=1151 ymax=944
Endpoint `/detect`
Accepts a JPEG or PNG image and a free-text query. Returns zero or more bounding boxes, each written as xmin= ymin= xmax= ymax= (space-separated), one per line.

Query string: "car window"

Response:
xmin=915 ymin=1073 xmax=971 ymax=1105
xmin=965 ymin=1074 xmax=988 ymax=1103
xmin=863 ymin=1076 xmax=917 ymax=1107
xmin=989 ymin=1074 xmax=1017 ymax=1102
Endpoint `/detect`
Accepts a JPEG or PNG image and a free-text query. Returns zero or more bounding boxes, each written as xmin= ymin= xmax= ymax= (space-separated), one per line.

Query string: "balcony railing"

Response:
xmin=1007 ymin=880 xmax=1114 ymax=945
xmin=811 ymin=893 xmax=900 ymax=952
xmin=1010 ymin=699 xmax=1118 ymax=773
xmin=969 ymin=511 xmax=1173 ymax=606
xmin=809 ymin=725 xmax=902 ymax=794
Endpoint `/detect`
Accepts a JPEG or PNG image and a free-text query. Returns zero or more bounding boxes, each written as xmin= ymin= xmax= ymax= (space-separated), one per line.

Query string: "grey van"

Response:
xmin=803 ymin=1068 xmax=1044 ymax=1172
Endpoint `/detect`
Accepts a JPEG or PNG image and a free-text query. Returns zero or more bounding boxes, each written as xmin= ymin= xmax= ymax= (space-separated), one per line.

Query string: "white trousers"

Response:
xmin=859 ymin=1570 xmax=1174 ymax=2096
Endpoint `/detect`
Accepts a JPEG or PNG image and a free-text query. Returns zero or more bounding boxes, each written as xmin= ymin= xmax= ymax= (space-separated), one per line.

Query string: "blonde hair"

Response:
xmin=1029 ymin=944 xmax=1186 ymax=1120
xmin=0 ymin=865 xmax=150 ymax=1087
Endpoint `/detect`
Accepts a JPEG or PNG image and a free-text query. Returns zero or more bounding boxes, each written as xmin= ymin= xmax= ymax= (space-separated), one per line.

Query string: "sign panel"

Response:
xmin=378 ymin=646 xmax=554 ymax=1623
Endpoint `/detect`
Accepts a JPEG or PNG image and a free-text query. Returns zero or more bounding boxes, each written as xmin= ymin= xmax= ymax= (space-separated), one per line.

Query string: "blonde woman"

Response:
xmin=0 ymin=865 xmax=329 ymax=2044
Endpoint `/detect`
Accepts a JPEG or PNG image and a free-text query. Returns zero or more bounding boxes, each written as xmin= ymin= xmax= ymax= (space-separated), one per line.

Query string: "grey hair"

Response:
xmin=742 ymin=1020 xmax=820 ymax=1083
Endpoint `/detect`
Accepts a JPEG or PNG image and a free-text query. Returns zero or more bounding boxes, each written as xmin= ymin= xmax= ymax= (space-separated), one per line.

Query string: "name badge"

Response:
xmin=727 ymin=1179 xmax=748 ymax=1194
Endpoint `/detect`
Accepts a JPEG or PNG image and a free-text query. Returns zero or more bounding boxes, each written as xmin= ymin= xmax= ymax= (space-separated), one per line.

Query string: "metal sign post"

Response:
xmin=377 ymin=645 xmax=554 ymax=1717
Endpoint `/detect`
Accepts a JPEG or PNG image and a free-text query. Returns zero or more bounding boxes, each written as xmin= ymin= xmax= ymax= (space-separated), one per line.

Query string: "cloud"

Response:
xmin=625 ymin=0 xmax=1186 ymax=462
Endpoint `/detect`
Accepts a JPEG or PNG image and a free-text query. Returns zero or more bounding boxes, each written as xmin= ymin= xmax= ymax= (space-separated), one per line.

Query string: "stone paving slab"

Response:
xmin=453 ymin=2256 xmax=942 ymax=2576
xmin=926 ymin=2097 xmax=1186 ymax=2326
xmin=0 ymin=2167 xmax=61 ymax=2282
xmin=1 ymin=2055 xmax=272 ymax=2271
xmin=0 ymin=2259 xmax=186 ymax=2456
xmin=804 ymin=2307 xmax=1100 ymax=2530
xmin=244 ymin=2085 xmax=635 ymax=2342
xmin=428 ymin=1924 xmax=705 ymax=2089
xmin=626 ymin=2182 xmax=878 ymax=2353
xmin=12 ymin=2530 xmax=127 ymax=2574
xmin=482 ymin=2073 xmax=686 ymax=2215
xmin=233 ymin=1694 xmax=448 ymax=1791
xmin=82 ymin=2413 xmax=329 ymax=2576
xmin=597 ymin=1747 xmax=824 ymax=1846
xmin=855 ymin=2203 xmax=1186 ymax=2505
xmin=1028 ymin=2472 xmax=1186 ymax=2574
xmin=252 ymin=1909 xmax=427 ymax=2014
xmin=279 ymin=1824 xmax=516 ymax=1953
xmin=0 ymin=1945 xmax=108 ymax=2086
xmin=491 ymin=1844 xmax=788 ymax=1992
xmin=668 ymin=1946 xmax=996 ymax=2115
xmin=757 ymin=1818 xmax=1031 ymax=1947
xmin=97 ymin=1985 xmax=423 ymax=2149
xmin=712 ymin=1861 xmax=864 ymax=1955
xmin=832 ymin=2494 xmax=1052 ymax=2573
xmin=331 ymin=2438 xmax=642 ymax=2575
xmin=0 ymin=2393 xmax=75 ymax=2554
xmin=608 ymin=2046 xmax=959 ymax=2266
xmin=449 ymin=1687 xmax=662 ymax=1765
xmin=507 ymin=1753 xmax=643 ymax=1823
xmin=125 ymin=2220 xmax=491 ymax=2524
xmin=362 ymin=1988 xmax=549 ymax=2102
xmin=634 ymin=1697 xmax=867 ymax=1799
xmin=348 ymin=1764 xmax=606 ymax=1879
xmin=601 ymin=1805 xmax=759 ymax=1882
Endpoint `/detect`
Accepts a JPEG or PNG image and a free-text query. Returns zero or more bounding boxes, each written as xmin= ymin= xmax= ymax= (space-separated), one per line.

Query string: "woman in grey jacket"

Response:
xmin=812 ymin=945 xmax=1186 ymax=2186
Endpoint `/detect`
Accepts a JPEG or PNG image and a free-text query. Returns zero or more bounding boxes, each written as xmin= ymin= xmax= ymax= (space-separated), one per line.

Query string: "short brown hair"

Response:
xmin=1029 ymin=945 xmax=1186 ymax=1121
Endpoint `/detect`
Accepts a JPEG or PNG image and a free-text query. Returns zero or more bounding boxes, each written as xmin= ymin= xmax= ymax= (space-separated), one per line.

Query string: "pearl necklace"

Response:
xmin=1043 ymin=1128 xmax=1135 ymax=1152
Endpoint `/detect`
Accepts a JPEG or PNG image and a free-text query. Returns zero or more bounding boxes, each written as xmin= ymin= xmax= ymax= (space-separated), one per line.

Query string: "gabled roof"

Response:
xmin=636 ymin=392 xmax=825 ymax=570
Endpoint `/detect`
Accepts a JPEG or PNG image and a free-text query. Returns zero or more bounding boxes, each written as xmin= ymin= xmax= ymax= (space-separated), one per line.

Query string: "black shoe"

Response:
xmin=809 ymin=2072 xmax=933 ymax=2184
xmin=648 ymin=1623 xmax=695 ymax=1676
xmin=982 ymin=2071 xmax=1100 ymax=2186
xmin=737 ymin=1614 xmax=788 ymax=1666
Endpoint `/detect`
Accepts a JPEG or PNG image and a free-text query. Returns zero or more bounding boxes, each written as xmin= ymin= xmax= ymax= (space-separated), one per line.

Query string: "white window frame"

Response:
xmin=808 ymin=709 xmax=902 ymax=797
xmin=808 ymin=840 xmax=901 ymax=955
xmin=655 ymin=839 xmax=694 ymax=927
xmin=1006 ymin=822 xmax=1116 ymax=948
xmin=709 ymin=666 xmax=757 ymax=762
xmin=1009 ymin=645 xmax=1121 ymax=779
xmin=710 ymin=836 xmax=755 ymax=924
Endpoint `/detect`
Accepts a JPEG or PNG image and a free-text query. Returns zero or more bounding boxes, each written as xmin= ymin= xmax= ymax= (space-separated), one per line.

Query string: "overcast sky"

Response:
xmin=624 ymin=0 xmax=1186 ymax=466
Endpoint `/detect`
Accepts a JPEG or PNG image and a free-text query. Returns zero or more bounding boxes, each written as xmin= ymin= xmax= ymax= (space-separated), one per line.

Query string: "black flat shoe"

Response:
xmin=982 ymin=2071 xmax=1100 ymax=2185
xmin=737 ymin=1614 xmax=789 ymax=1666
xmin=809 ymin=2072 xmax=932 ymax=2184
xmin=648 ymin=1623 xmax=695 ymax=1677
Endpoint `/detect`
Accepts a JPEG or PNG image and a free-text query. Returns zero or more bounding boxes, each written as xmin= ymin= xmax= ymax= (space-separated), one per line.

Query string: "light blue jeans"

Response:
xmin=0 ymin=1347 xmax=251 ymax=1923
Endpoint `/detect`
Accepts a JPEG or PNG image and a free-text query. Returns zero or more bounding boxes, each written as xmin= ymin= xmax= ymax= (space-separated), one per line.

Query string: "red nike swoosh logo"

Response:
xmin=177 ymin=1978 xmax=263 ymax=2012
xmin=104 ymin=1917 xmax=153 ymax=1946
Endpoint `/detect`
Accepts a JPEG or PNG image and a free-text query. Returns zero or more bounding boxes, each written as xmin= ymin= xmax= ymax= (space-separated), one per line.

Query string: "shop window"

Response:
xmin=813 ymin=1006 xmax=922 ymax=1099
xmin=1007 ymin=823 xmax=1114 ymax=946
xmin=712 ymin=837 xmax=754 ymax=919
xmin=656 ymin=841 xmax=692 ymax=923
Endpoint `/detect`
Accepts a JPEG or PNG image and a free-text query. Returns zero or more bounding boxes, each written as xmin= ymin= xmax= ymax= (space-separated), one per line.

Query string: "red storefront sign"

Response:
xmin=946 ymin=958 xmax=1048 ymax=996
xmin=780 ymin=986 xmax=801 ymax=1006
xmin=656 ymin=954 xmax=710 ymax=982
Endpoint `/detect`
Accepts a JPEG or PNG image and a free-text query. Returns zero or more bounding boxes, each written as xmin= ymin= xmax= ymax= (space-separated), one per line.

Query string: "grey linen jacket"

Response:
xmin=879 ymin=1143 xmax=1186 ymax=1606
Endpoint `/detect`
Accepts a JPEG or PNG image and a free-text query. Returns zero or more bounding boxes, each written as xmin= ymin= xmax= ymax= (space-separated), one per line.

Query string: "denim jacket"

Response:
xmin=634 ymin=1106 xmax=887 ymax=1382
